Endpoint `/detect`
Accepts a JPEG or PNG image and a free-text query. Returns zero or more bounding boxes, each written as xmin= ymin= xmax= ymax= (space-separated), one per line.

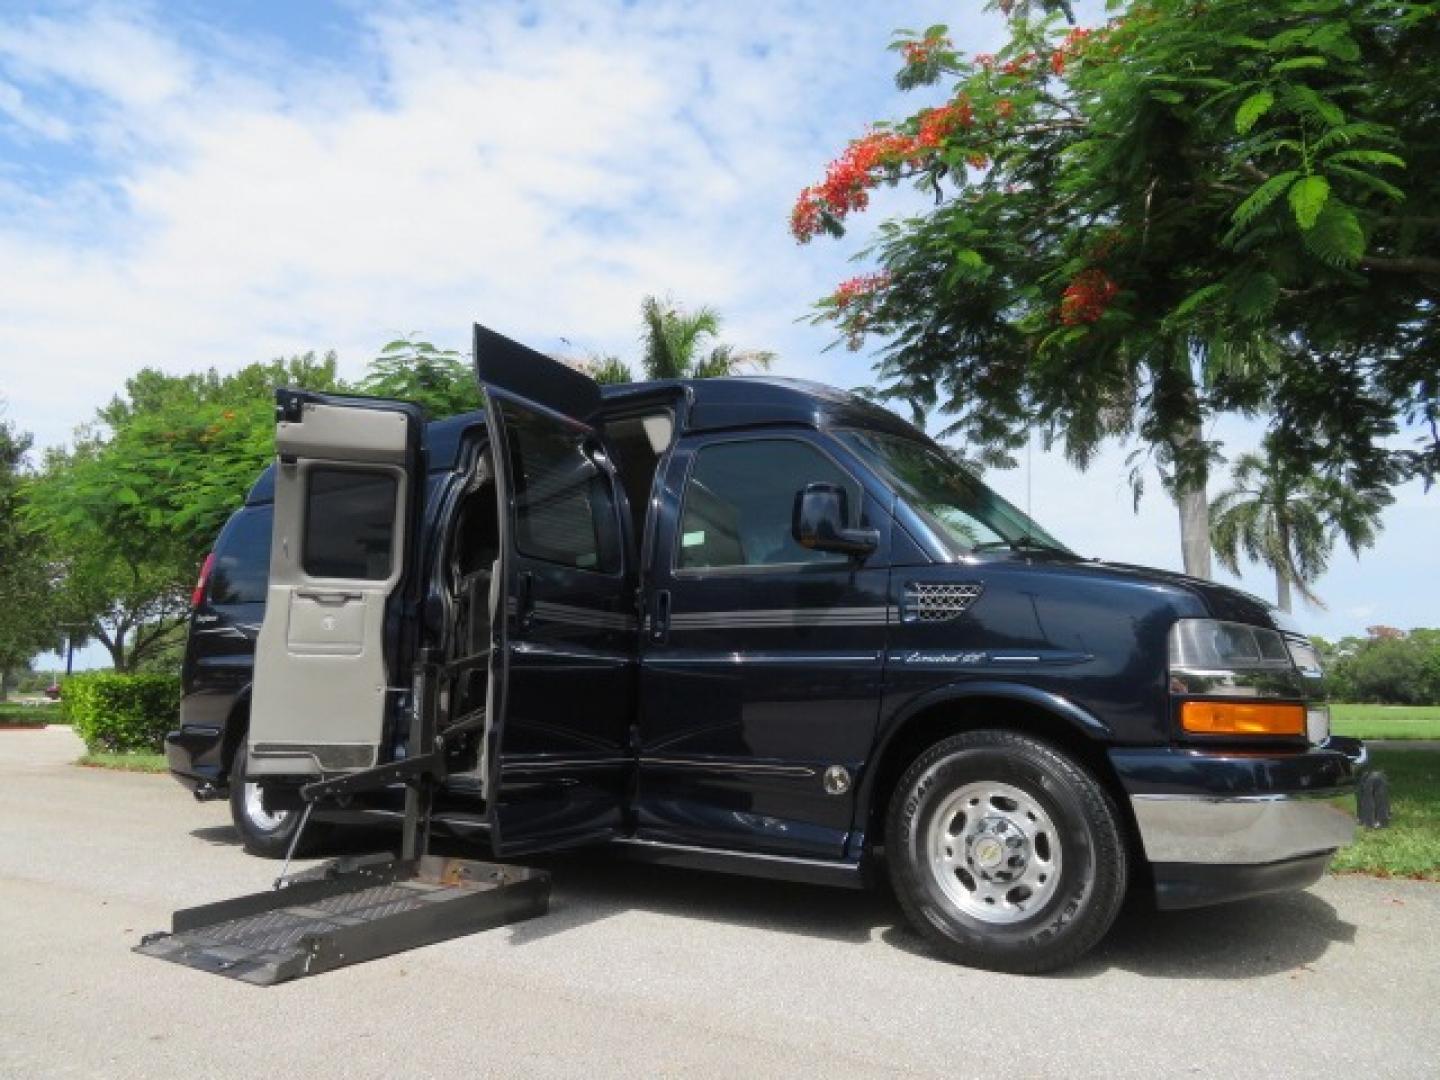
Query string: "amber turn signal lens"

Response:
xmin=1181 ymin=700 xmax=1306 ymax=736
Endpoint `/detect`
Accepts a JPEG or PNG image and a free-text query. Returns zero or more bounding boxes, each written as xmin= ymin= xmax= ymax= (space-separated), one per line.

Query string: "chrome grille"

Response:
xmin=905 ymin=582 xmax=983 ymax=622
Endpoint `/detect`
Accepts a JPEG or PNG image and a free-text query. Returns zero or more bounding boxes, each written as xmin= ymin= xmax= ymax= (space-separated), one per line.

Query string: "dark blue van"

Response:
xmin=166 ymin=324 xmax=1383 ymax=973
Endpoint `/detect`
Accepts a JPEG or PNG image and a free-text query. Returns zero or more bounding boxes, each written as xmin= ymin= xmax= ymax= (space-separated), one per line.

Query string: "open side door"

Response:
xmin=475 ymin=325 xmax=635 ymax=855
xmin=248 ymin=389 xmax=424 ymax=781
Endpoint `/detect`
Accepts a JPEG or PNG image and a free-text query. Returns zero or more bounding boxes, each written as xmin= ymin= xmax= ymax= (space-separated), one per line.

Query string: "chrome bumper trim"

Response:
xmin=1130 ymin=789 xmax=1357 ymax=865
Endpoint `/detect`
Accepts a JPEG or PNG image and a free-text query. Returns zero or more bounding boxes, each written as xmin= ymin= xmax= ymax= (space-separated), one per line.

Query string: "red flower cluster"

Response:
xmin=901 ymin=34 xmax=950 ymax=67
xmin=791 ymin=84 xmax=1009 ymax=243
xmin=793 ymin=131 xmax=909 ymax=241
xmin=1060 ymin=269 xmax=1119 ymax=325
xmin=974 ymin=53 xmax=996 ymax=69
xmin=792 ymin=125 xmax=937 ymax=241
xmin=1049 ymin=27 xmax=1093 ymax=76
xmin=916 ymin=97 xmax=974 ymax=148
xmin=833 ymin=272 xmax=892 ymax=307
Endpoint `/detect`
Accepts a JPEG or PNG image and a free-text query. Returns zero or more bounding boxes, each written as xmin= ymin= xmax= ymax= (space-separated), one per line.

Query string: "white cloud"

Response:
xmin=0 ymin=78 xmax=71 ymax=141
xmin=0 ymin=1 xmax=955 ymax=446
xmin=0 ymin=0 xmax=1433 ymax=642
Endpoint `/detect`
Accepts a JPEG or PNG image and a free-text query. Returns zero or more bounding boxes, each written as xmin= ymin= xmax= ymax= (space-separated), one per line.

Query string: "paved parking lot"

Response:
xmin=3 ymin=725 xmax=1437 ymax=1079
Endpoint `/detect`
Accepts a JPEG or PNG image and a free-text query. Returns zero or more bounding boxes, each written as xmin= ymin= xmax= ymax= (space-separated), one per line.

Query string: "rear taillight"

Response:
xmin=191 ymin=553 xmax=215 ymax=607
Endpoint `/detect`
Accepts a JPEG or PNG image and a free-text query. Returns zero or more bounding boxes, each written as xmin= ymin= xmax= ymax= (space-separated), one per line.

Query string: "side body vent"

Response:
xmin=904 ymin=581 xmax=983 ymax=622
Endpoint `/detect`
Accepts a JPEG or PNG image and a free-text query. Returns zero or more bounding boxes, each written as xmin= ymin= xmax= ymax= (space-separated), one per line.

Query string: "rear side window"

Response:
xmin=208 ymin=507 xmax=272 ymax=605
xmin=303 ymin=468 xmax=398 ymax=580
xmin=504 ymin=403 xmax=621 ymax=574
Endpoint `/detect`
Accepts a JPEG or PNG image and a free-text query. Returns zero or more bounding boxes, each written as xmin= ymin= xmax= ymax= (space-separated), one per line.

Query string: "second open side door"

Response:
xmin=475 ymin=325 xmax=636 ymax=855
xmin=249 ymin=389 xmax=424 ymax=781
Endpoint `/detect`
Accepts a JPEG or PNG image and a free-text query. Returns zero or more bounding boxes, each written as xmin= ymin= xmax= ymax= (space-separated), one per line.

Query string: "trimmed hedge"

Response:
xmin=61 ymin=673 xmax=181 ymax=753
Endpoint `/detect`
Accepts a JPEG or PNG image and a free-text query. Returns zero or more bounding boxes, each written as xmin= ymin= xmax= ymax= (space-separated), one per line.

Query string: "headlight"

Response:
xmin=1168 ymin=619 xmax=1318 ymax=739
xmin=1169 ymin=619 xmax=1292 ymax=671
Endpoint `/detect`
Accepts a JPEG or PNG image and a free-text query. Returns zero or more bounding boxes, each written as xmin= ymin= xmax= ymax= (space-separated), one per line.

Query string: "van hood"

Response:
xmin=1098 ymin=558 xmax=1289 ymax=630
xmin=973 ymin=550 xmax=1288 ymax=632
xmin=1095 ymin=560 xmax=1284 ymax=629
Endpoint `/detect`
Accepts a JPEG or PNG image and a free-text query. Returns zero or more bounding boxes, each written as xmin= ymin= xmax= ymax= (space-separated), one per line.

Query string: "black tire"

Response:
xmin=886 ymin=729 xmax=1128 ymax=974
xmin=228 ymin=743 xmax=326 ymax=859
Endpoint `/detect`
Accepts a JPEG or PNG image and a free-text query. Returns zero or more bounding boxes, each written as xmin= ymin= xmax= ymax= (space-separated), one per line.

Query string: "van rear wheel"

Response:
xmin=886 ymin=730 xmax=1127 ymax=974
xmin=228 ymin=743 xmax=325 ymax=859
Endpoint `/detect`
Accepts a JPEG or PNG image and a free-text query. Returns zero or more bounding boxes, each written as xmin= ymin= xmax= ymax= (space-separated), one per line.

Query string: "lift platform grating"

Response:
xmin=135 ymin=854 xmax=549 ymax=986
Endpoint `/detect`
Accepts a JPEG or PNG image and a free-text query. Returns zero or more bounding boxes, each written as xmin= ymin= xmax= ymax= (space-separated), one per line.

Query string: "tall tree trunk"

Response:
xmin=105 ymin=639 xmax=126 ymax=672
xmin=1176 ymin=482 xmax=1212 ymax=579
xmin=1274 ymin=566 xmax=1293 ymax=613
xmin=1171 ymin=413 xmax=1213 ymax=579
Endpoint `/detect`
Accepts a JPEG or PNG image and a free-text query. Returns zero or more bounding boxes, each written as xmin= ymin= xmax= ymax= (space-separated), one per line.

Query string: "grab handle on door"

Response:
xmin=517 ymin=571 xmax=535 ymax=632
xmin=651 ymin=589 xmax=671 ymax=643
xmin=296 ymin=590 xmax=361 ymax=604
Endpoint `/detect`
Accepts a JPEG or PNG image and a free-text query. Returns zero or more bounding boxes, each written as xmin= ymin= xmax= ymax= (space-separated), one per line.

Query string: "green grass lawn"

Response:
xmin=1331 ymin=703 xmax=1440 ymax=740
xmin=0 ymin=703 xmax=64 ymax=727
xmin=76 ymin=751 xmax=169 ymax=773
xmin=1330 ymin=748 xmax=1440 ymax=881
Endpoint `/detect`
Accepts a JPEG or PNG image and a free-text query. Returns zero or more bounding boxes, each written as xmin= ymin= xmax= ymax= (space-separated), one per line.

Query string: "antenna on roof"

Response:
xmin=1027 ymin=429 xmax=1034 ymax=522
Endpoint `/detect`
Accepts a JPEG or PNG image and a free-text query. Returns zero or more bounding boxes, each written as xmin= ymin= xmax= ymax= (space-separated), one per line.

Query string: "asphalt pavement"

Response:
xmin=2 ymin=725 xmax=1437 ymax=1079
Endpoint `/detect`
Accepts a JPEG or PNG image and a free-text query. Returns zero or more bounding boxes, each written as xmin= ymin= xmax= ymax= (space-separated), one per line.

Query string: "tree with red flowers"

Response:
xmin=793 ymin=1 xmax=1439 ymax=579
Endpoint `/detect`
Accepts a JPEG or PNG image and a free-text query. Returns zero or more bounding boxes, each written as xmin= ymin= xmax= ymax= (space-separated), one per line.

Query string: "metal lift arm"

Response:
xmin=135 ymin=650 xmax=548 ymax=986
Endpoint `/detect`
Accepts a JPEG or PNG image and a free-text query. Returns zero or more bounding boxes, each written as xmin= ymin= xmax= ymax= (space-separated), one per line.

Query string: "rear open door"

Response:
xmin=474 ymin=325 xmax=634 ymax=855
xmin=248 ymin=389 xmax=424 ymax=781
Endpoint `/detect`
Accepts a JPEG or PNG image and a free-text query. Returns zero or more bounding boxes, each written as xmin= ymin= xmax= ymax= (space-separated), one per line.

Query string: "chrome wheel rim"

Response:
xmin=927 ymin=780 xmax=1062 ymax=924
xmin=243 ymin=782 xmax=289 ymax=833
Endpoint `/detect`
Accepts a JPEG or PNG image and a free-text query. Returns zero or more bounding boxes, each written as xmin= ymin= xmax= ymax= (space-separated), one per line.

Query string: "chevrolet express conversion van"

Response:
xmin=167 ymin=324 xmax=1382 ymax=973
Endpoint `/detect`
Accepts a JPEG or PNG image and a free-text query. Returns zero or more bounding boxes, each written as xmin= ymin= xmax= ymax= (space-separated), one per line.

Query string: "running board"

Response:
xmin=135 ymin=854 xmax=548 ymax=986
xmin=611 ymin=837 xmax=867 ymax=889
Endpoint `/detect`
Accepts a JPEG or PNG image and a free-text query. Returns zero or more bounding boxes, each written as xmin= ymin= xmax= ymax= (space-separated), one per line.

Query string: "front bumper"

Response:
xmin=1111 ymin=736 xmax=1386 ymax=909
xmin=1130 ymin=786 xmax=1357 ymax=865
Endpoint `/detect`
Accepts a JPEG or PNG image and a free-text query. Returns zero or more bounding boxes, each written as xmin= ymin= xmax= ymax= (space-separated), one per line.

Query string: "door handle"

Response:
xmin=296 ymin=590 xmax=361 ymax=604
xmin=651 ymin=589 xmax=671 ymax=643
xmin=517 ymin=571 xmax=535 ymax=633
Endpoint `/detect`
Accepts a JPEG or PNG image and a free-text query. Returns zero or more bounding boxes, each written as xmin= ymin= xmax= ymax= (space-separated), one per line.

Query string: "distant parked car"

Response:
xmin=44 ymin=683 xmax=61 ymax=701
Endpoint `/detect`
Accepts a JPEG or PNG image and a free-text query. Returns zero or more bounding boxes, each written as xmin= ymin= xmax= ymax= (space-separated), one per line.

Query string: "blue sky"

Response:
xmin=0 ymin=1 xmax=1433 ymax=670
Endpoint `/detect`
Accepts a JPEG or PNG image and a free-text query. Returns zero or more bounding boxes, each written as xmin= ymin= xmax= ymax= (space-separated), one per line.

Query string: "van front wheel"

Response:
xmin=886 ymin=730 xmax=1128 ymax=974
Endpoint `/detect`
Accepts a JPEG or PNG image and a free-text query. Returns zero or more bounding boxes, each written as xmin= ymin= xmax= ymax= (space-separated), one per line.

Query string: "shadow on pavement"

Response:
xmin=188 ymin=824 xmax=1356 ymax=978
xmin=511 ymin=848 xmax=900 ymax=948
xmin=515 ymin=849 xmax=1357 ymax=978
xmin=1062 ymin=888 xmax=1356 ymax=979
xmin=189 ymin=823 xmax=395 ymax=856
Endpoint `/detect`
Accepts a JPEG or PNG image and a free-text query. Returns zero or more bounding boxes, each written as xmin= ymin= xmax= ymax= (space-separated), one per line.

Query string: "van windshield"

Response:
xmin=838 ymin=430 xmax=1073 ymax=558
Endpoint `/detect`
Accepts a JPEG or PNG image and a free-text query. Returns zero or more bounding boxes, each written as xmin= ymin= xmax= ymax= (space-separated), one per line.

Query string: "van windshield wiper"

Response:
xmin=972 ymin=536 xmax=1071 ymax=556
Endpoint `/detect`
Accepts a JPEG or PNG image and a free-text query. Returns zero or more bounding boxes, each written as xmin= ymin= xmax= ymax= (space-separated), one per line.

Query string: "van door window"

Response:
xmin=504 ymin=403 xmax=621 ymax=574
xmin=302 ymin=468 xmax=398 ymax=580
xmin=677 ymin=439 xmax=861 ymax=569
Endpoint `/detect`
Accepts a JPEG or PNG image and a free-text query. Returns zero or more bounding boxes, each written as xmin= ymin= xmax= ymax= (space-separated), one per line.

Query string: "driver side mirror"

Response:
xmin=793 ymin=482 xmax=879 ymax=558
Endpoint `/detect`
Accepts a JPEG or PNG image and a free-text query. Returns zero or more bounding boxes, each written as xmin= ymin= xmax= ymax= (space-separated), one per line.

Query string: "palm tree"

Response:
xmin=1209 ymin=445 xmax=1388 ymax=612
xmin=637 ymin=295 xmax=775 ymax=380
xmin=585 ymin=353 xmax=637 ymax=386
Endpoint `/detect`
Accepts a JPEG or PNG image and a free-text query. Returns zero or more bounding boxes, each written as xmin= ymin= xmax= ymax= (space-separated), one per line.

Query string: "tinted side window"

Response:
xmin=678 ymin=440 xmax=860 ymax=569
xmin=209 ymin=507 xmax=272 ymax=604
xmin=504 ymin=403 xmax=621 ymax=574
xmin=303 ymin=468 xmax=398 ymax=580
